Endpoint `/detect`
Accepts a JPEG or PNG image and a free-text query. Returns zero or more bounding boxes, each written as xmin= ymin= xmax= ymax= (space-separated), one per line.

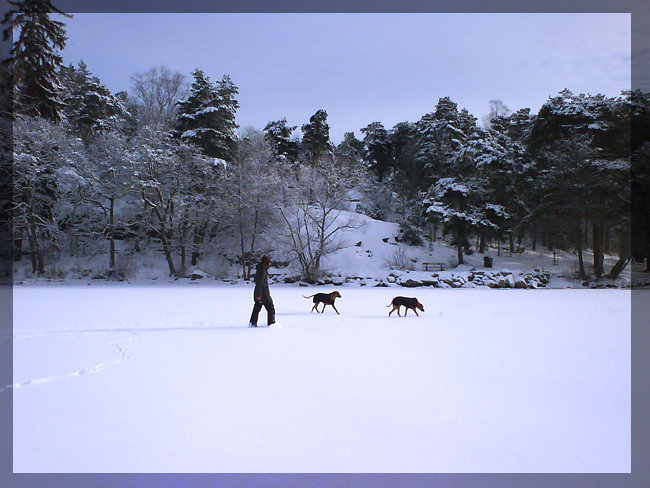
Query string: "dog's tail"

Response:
xmin=386 ymin=302 xmax=393 ymax=307
xmin=303 ymin=294 xmax=316 ymax=299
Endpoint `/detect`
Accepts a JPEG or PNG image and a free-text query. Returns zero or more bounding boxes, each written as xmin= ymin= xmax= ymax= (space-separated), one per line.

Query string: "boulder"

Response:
xmin=514 ymin=278 xmax=527 ymax=289
xmin=402 ymin=279 xmax=423 ymax=288
xmin=190 ymin=270 xmax=207 ymax=280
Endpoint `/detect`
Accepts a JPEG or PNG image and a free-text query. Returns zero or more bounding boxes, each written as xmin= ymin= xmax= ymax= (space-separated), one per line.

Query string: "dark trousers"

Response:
xmin=250 ymin=299 xmax=275 ymax=325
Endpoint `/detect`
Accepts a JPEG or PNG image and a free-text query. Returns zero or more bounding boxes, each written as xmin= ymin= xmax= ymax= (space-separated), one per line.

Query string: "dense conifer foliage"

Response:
xmin=2 ymin=0 xmax=72 ymax=121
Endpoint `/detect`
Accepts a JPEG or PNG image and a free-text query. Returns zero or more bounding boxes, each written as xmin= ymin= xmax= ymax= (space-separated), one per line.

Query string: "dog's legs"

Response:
xmin=389 ymin=305 xmax=396 ymax=316
xmin=404 ymin=307 xmax=408 ymax=316
xmin=414 ymin=308 xmax=419 ymax=316
xmin=332 ymin=303 xmax=340 ymax=314
xmin=311 ymin=303 xmax=318 ymax=313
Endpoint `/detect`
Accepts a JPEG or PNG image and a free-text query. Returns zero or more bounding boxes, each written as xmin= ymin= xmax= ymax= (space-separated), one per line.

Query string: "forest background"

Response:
xmin=1 ymin=1 xmax=647 ymax=286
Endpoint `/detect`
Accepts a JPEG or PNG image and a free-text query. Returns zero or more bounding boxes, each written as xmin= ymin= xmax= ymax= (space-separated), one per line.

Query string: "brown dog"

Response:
xmin=303 ymin=291 xmax=342 ymax=314
xmin=387 ymin=296 xmax=425 ymax=317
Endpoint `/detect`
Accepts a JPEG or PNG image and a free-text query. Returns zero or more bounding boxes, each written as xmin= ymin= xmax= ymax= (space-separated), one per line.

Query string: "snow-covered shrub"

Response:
xmin=387 ymin=244 xmax=415 ymax=271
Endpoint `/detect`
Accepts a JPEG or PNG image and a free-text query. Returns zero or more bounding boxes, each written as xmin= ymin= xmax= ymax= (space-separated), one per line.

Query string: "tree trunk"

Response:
xmin=159 ymin=225 xmax=176 ymax=276
xmin=609 ymin=254 xmax=630 ymax=280
xmin=109 ymin=197 xmax=116 ymax=269
xmin=593 ymin=223 xmax=604 ymax=279
xmin=479 ymin=233 xmax=485 ymax=254
xmin=576 ymin=224 xmax=586 ymax=280
xmin=609 ymin=226 xmax=631 ymax=280
xmin=429 ymin=223 xmax=437 ymax=250
xmin=645 ymin=212 xmax=650 ymax=272
xmin=191 ymin=225 xmax=205 ymax=267
xmin=457 ymin=238 xmax=464 ymax=265
xmin=13 ymin=237 xmax=22 ymax=262
xmin=28 ymin=219 xmax=45 ymax=275
xmin=247 ymin=197 xmax=261 ymax=281
xmin=27 ymin=228 xmax=38 ymax=273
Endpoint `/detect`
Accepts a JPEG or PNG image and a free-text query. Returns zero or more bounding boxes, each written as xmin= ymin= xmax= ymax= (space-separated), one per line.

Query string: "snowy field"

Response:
xmin=10 ymin=284 xmax=630 ymax=473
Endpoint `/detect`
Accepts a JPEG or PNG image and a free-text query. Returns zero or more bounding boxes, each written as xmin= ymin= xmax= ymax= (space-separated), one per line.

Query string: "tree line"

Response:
xmin=1 ymin=0 xmax=647 ymax=283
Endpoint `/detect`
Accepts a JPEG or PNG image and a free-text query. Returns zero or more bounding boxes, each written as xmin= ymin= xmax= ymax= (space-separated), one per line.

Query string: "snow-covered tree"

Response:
xmin=464 ymin=122 xmax=530 ymax=253
xmin=334 ymin=131 xmax=364 ymax=169
xmin=263 ymin=117 xmax=299 ymax=169
xmin=423 ymin=176 xmax=496 ymax=265
xmin=389 ymin=121 xmax=419 ymax=191
xmin=175 ymin=69 xmax=239 ymax=161
xmin=2 ymin=0 xmax=72 ymax=121
xmin=301 ymin=109 xmax=332 ymax=166
xmin=271 ymin=157 xmax=364 ymax=282
xmin=630 ymin=90 xmax=650 ymax=270
xmin=68 ymin=131 xmax=137 ymax=271
xmin=132 ymin=129 xmax=186 ymax=276
xmin=214 ymin=74 xmax=239 ymax=160
xmin=526 ymin=90 xmax=631 ymax=278
xmin=0 ymin=65 xmax=13 ymax=280
xmin=232 ymin=127 xmax=278 ymax=279
xmin=12 ymin=116 xmax=82 ymax=274
xmin=414 ymin=97 xmax=477 ymax=183
xmin=361 ymin=121 xmax=392 ymax=182
xmin=59 ymin=60 xmax=128 ymax=140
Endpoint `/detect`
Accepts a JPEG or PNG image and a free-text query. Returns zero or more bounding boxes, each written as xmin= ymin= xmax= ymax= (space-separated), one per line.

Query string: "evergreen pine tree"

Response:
xmin=629 ymin=90 xmax=650 ymax=270
xmin=414 ymin=97 xmax=475 ymax=183
xmin=175 ymin=69 xmax=239 ymax=161
xmin=389 ymin=121 xmax=419 ymax=191
xmin=214 ymin=74 xmax=240 ymax=161
xmin=264 ymin=118 xmax=299 ymax=163
xmin=334 ymin=131 xmax=364 ymax=170
xmin=526 ymin=90 xmax=630 ymax=278
xmin=301 ymin=109 xmax=332 ymax=165
xmin=2 ymin=0 xmax=72 ymax=121
xmin=361 ymin=121 xmax=392 ymax=182
xmin=59 ymin=60 xmax=127 ymax=140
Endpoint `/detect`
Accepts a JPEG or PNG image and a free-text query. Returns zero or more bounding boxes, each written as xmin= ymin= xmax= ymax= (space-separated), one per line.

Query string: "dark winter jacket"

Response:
xmin=253 ymin=262 xmax=272 ymax=302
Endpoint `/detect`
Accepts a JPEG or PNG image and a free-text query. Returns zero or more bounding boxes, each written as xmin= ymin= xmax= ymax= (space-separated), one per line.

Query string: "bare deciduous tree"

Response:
xmin=131 ymin=65 xmax=187 ymax=130
xmin=272 ymin=158 xmax=365 ymax=282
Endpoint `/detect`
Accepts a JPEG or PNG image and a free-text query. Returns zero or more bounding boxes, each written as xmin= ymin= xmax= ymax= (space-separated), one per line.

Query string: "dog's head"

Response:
xmin=331 ymin=291 xmax=342 ymax=299
xmin=417 ymin=302 xmax=425 ymax=312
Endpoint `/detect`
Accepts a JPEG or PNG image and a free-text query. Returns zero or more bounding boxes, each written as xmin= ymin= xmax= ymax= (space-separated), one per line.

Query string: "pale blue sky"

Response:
xmin=60 ymin=13 xmax=631 ymax=142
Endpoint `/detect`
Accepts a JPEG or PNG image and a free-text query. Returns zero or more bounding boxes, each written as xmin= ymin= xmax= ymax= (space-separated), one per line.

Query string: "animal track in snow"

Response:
xmin=1 ymin=330 xmax=140 ymax=393
xmin=5 ymin=318 xmax=245 ymax=393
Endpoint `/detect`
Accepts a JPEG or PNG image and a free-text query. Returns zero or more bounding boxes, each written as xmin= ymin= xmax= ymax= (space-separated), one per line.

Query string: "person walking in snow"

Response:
xmin=248 ymin=256 xmax=276 ymax=327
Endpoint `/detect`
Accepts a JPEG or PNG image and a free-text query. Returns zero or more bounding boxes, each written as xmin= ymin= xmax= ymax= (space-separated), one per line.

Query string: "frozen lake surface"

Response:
xmin=10 ymin=285 xmax=631 ymax=473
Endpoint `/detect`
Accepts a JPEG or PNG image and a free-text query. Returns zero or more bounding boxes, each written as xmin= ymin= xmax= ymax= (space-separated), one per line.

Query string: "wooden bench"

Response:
xmin=423 ymin=262 xmax=445 ymax=271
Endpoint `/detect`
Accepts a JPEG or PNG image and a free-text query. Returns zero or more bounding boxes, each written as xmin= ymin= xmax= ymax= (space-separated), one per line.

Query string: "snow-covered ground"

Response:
xmin=12 ymin=210 xmax=633 ymax=288
xmin=10 ymin=284 xmax=631 ymax=473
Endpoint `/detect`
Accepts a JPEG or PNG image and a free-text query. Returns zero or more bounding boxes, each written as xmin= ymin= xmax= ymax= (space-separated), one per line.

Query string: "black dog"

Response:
xmin=387 ymin=296 xmax=425 ymax=317
xmin=303 ymin=291 xmax=342 ymax=314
